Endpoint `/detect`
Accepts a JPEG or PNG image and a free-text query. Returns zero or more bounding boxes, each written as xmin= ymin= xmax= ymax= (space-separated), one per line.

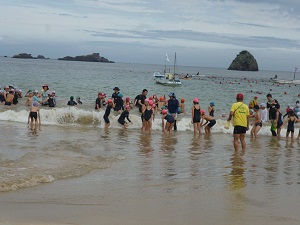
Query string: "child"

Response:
xmin=180 ymin=98 xmax=185 ymax=113
xmin=42 ymin=91 xmax=56 ymax=107
xmin=191 ymin=98 xmax=202 ymax=135
xmin=103 ymin=99 xmax=115 ymax=128
xmin=95 ymin=93 xmax=105 ymax=110
xmin=280 ymin=110 xmax=299 ymax=141
xmin=274 ymin=104 xmax=283 ymax=138
xmin=4 ymin=89 xmax=14 ymax=106
xmin=28 ymin=101 xmax=41 ymax=133
xmin=67 ymin=96 xmax=77 ymax=106
xmin=161 ymin=109 xmax=175 ymax=134
xmin=259 ymin=103 xmax=268 ymax=123
xmin=157 ymin=96 xmax=166 ymax=111
xmin=76 ymin=96 xmax=83 ymax=104
xmin=25 ymin=91 xmax=33 ymax=106
xmin=118 ymin=105 xmax=132 ymax=128
xmin=208 ymin=102 xmax=215 ymax=117
xmin=250 ymin=105 xmax=262 ymax=138
xmin=124 ymin=97 xmax=134 ymax=109
xmin=201 ymin=109 xmax=216 ymax=134
xmin=142 ymin=99 xmax=155 ymax=134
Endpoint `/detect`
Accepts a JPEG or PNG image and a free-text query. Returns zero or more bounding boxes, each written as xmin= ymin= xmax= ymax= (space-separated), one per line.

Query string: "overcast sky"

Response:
xmin=0 ymin=0 xmax=300 ymax=71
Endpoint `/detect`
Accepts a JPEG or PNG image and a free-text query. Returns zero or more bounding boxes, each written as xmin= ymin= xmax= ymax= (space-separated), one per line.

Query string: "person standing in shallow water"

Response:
xmin=167 ymin=92 xmax=179 ymax=131
xmin=227 ymin=93 xmax=250 ymax=151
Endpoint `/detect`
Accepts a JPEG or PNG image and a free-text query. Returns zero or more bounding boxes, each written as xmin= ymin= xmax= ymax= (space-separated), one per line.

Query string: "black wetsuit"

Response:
xmin=118 ymin=111 xmax=131 ymax=125
xmin=103 ymin=105 xmax=113 ymax=123
xmin=135 ymin=94 xmax=147 ymax=113
xmin=0 ymin=94 xmax=4 ymax=103
xmin=112 ymin=93 xmax=124 ymax=111
xmin=143 ymin=107 xmax=153 ymax=121
xmin=13 ymin=93 xmax=18 ymax=105
xmin=48 ymin=97 xmax=55 ymax=107
xmin=67 ymin=100 xmax=77 ymax=106
xmin=193 ymin=106 xmax=201 ymax=123
xmin=95 ymin=98 xmax=102 ymax=109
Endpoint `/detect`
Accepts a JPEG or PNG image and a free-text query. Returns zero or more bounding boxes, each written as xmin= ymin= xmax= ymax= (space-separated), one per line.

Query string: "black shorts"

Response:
xmin=5 ymin=102 xmax=11 ymax=106
xmin=233 ymin=126 xmax=247 ymax=134
xmin=103 ymin=116 xmax=110 ymax=124
xmin=208 ymin=119 xmax=216 ymax=128
xmin=30 ymin=112 xmax=38 ymax=120
xmin=255 ymin=122 xmax=262 ymax=127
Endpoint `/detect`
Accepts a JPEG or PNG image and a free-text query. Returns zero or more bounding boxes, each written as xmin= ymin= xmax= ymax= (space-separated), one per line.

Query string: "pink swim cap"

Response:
xmin=162 ymin=109 xmax=167 ymax=115
xmin=144 ymin=98 xmax=149 ymax=102
xmin=193 ymin=98 xmax=199 ymax=103
xmin=201 ymin=109 xmax=205 ymax=114
xmin=148 ymin=100 xmax=153 ymax=105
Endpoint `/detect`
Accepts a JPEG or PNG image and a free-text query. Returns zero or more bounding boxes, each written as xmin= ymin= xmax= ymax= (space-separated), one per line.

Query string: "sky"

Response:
xmin=0 ymin=0 xmax=300 ymax=71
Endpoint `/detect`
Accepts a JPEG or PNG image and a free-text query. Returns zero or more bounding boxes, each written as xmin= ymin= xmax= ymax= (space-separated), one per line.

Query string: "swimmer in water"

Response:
xmin=280 ymin=110 xmax=300 ymax=141
xmin=118 ymin=105 xmax=132 ymax=128
xmin=191 ymin=98 xmax=202 ymax=135
xmin=142 ymin=99 xmax=155 ymax=134
xmin=103 ymin=99 xmax=115 ymax=128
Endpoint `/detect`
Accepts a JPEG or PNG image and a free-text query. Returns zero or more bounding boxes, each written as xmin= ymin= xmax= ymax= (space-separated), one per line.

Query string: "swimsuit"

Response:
xmin=30 ymin=112 xmax=38 ymax=120
xmin=276 ymin=112 xmax=283 ymax=128
xmin=209 ymin=108 xmax=214 ymax=117
xmin=287 ymin=119 xmax=295 ymax=133
xmin=143 ymin=107 xmax=153 ymax=121
xmin=193 ymin=106 xmax=201 ymax=123
xmin=208 ymin=119 xmax=216 ymax=128
xmin=103 ymin=105 xmax=112 ymax=124
xmin=118 ymin=111 xmax=131 ymax=125
xmin=164 ymin=114 xmax=175 ymax=123
xmin=5 ymin=101 xmax=11 ymax=106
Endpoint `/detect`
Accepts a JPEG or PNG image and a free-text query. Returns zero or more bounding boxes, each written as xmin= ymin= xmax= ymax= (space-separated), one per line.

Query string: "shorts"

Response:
xmin=233 ymin=126 xmax=247 ymax=134
xmin=208 ymin=119 xmax=216 ymax=128
xmin=5 ymin=102 xmax=11 ymax=106
xmin=30 ymin=112 xmax=38 ymax=120
xmin=103 ymin=116 xmax=110 ymax=124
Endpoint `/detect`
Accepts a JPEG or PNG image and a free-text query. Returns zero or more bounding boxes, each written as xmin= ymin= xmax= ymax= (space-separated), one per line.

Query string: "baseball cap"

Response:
xmin=260 ymin=103 xmax=266 ymax=108
xmin=168 ymin=92 xmax=175 ymax=97
xmin=236 ymin=93 xmax=244 ymax=99
xmin=113 ymin=87 xmax=120 ymax=91
xmin=254 ymin=96 xmax=258 ymax=99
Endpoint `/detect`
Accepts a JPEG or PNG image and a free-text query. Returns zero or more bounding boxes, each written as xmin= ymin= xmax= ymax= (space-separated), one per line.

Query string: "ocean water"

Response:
xmin=0 ymin=57 xmax=300 ymax=224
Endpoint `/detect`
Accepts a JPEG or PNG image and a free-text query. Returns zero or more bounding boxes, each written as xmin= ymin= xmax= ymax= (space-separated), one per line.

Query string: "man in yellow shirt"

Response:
xmin=227 ymin=93 xmax=250 ymax=151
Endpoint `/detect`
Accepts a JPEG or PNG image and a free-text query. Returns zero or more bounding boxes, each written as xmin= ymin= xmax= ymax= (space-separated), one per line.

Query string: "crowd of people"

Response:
xmin=1 ymin=84 xmax=300 ymax=149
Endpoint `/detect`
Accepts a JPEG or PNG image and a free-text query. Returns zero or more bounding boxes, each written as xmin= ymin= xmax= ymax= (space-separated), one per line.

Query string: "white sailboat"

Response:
xmin=155 ymin=52 xmax=181 ymax=86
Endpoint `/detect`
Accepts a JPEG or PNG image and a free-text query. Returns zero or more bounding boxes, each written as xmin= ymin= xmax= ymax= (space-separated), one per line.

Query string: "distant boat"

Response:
xmin=270 ymin=69 xmax=300 ymax=84
xmin=153 ymin=72 xmax=164 ymax=78
xmin=156 ymin=53 xmax=181 ymax=86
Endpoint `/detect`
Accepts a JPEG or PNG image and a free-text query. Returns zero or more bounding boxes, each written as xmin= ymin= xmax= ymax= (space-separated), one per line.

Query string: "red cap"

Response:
xmin=254 ymin=96 xmax=258 ymax=99
xmin=236 ymin=93 xmax=244 ymax=99
xmin=126 ymin=97 xmax=130 ymax=102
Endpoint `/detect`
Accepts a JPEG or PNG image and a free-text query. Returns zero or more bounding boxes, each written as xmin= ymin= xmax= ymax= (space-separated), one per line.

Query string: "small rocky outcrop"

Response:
xmin=58 ymin=53 xmax=114 ymax=63
xmin=228 ymin=50 xmax=258 ymax=71
xmin=12 ymin=53 xmax=33 ymax=59
xmin=36 ymin=55 xmax=46 ymax=59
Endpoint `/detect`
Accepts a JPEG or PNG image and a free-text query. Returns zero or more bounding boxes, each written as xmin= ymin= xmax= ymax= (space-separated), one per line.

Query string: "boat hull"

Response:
xmin=156 ymin=78 xmax=182 ymax=86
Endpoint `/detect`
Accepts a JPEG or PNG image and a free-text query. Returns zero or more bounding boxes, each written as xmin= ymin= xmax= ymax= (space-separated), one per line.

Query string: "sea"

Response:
xmin=0 ymin=57 xmax=300 ymax=225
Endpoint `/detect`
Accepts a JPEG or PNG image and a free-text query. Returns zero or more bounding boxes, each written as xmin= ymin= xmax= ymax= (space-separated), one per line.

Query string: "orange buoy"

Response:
xmin=284 ymin=92 xmax=287 ymax=94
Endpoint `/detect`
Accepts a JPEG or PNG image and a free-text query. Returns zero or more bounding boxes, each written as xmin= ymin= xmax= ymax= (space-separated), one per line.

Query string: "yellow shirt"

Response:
xmin=249 ymin=99 xmax=258 ymax=108
xmin=231 ymin=102 xmax=250 ymax=127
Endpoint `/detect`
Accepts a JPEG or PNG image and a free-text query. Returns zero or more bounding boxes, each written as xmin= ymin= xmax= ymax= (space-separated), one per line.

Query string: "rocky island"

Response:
xmin=228 ymin=50 xmax=258 ymax=71
xmin=58 ymin=53 xmax=114 ymax=63
xmin=12 ymin=53 xmax=49 ymax=59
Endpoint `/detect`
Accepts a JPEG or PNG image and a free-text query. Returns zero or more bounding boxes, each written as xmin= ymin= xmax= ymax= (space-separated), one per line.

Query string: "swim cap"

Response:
xmin=107 ymin=99 xmax=113 ymax=103
xmin=149 ymin=100 xmax=153 ymax=105
xmin=70 ymin=96 xmax=74 ymax=100
xmin=193 ymin=98 xmax=199 ymax=103
xmin=149 ymin=96 xmax=153 ymax=100
xmin=210 ymin=102 xmax=215 ymax=106
xmin=33 ymin=102 xmax=38 ymax=106
xmin=144 ymin=98 xmax=149 ymax=102
xmin=126 ymin=97 xmax=130 ymax=102
xmin=201 ymin=109 xmax=205 ymax=114
xmin=181 ymin=98 xmax=185 ymax=103
xmin=161 ymin=106 xmax=166 ymax=110
xmin=162 ymin=109 xmax=167 ymax=115
xmin=159 ymin=97 xmax=164 ymax=101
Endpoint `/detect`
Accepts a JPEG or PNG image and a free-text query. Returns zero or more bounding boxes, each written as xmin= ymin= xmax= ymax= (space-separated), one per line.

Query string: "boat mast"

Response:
xmin=173 ymin=52 xmax=177 ymax=77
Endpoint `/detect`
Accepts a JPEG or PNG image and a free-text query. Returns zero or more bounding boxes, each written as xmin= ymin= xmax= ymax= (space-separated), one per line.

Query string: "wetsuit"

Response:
xmin=287 ymin=119 xmax=295 ymax=133
xmin=48 ymin=97 xmax=56 ymax=107
xmin=30 ymin=112 xmax=38 ymax=120
xmin=13 ymin=93 xmax=18 ymax=105
xmin=67 ymin=100 xmax=77 ymax=106
xmin=0 ymin=94 xmax=4 ymax=103
xmin=164 ymin=114 xmax=175 ymax=123
xmin=143 ymin=107 xmax=153 ymax=121
xmin=103 ymin=105 xmax=112 ymax=123
xmin=95 ymin=98 xmax=102 ymax=109
xmin=112 ymin=93 xmax=124 ymax=111
xmin=118 ymin=111 xmax=131 ymax=125
xmin=135 ymin=94 xmax=146 ymax=113
xmin=193 ymin=106 xmax=201 ymax=123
